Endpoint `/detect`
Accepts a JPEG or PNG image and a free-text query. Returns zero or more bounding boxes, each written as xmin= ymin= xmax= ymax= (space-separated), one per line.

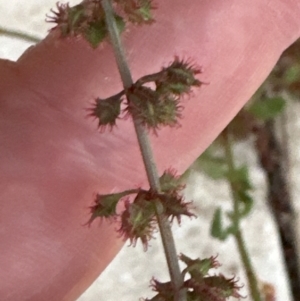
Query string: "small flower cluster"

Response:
xmin=89 ymin=57 xmax=202 ymax=132
xmin=88 ymin=91 xmax=124 ymax=132
xmin=87 ymin=170 xmax=193 ymax=250
xmin=114 ymin=0 xmax=156 ymax=25
xmin=158 ymin=169 xmax=195 ymax=224
xmin=143 ymin=254 xmax=243 ymax=301
xmin=119 ymin=190 xmax=157 ymax=250
xmin=85 ymin=189 xmax=138 ymax=226
xmin=47 ymin=0 xmax=155 ymax=47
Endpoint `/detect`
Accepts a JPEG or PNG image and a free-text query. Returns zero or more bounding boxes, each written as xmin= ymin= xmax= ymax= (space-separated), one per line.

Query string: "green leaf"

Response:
xmin=247 ymin=96 xmax=286 ymax=121
xmin=114 ymin=14 xmax=126 ymax=34
xmin=84 ymin=19 xmax=107 ymax=48
xmin=87 ymin=189 xmax=138 ymax=225
xmin=226 ymin=165 xmax=252 ymax=191
xmin=211 ymin=208 xmax=232 ymax=241
xmin=197 ymin=150 xmax=228 ymax=180
xmin=226 ymin=165 xmax=254 ymax=219
xmin=237 ymin=190 xmax=254 ymax=217
xmin=180 ymin=254 xmax=218 ymax=278
xmin=84 ymin=14 xmax=125 ymax=48
xmin=284 ymin=65 xmax=300 ymax=84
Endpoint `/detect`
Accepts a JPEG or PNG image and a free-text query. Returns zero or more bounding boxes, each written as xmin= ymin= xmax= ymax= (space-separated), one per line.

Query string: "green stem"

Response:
xmin=101 ymin=1 xmax=185 ymax=301
xmin=223 ymin=129 xmax=263 ymax=301
xmin=0 ymin=26 xmax=41 ymax=43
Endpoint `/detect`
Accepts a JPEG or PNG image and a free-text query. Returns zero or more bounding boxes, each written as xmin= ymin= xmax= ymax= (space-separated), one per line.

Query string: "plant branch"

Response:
xmin=101 ymin=1 xmax=185 ymax=300
xmin=0 ymin=26 xmax=41 ymax=43
xmin=255 ymin=119 xmax=300 ymax=300
xmin=223 ymin=129 xmax=263 ymax=301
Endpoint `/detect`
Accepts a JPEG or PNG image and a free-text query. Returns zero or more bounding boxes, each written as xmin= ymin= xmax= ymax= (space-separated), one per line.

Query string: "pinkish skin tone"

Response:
xmin=1 ymin=0 xmax=300 ymax=300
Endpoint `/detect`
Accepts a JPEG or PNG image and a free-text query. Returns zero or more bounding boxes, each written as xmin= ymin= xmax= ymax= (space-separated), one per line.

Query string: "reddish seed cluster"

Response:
xmin=126 ymin=85 xmax=182 ymax=132
xmin=156 ymin=57 xmax=202 ymax=96
xmin=118 ymin=197 xmax=157 ymax=250
xmin=87 ymin=170 xmax=194 ymax=250
xmin=127 ymin=57 xmax=202 ymax=132
xmin=47 ymin=1 xmax=105 ymax=37
xmin=157 ymin=193 xmax=194 ymax=224
xmin=144 ymin=254 xmax=243 ymax=301
xmin=116 ymin=185 xmax=194 ymax=249
xmin=180 ymin=253 xmax=222 ymax=278
xmin=85 ymin=193 xmax=120 ymax=227
xmin=88 ymin=93 xmax=123 ymax=132
xmin=148 ymin=278 xmax=174 ymax=300
xmin=88 ymin=57 xmax=202 ymax=133
xmin=114 ymin=0 xmax=156 ymax=24
xmin=47 ymin=0 xmax=155 ymax=47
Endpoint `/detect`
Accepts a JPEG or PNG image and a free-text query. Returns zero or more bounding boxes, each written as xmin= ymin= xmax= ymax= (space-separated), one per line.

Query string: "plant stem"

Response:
xmin=223 ymin=129 xmax=263 ymax=301
xmin=0 ymin=26 xmax=41 ymax=43
xmin=255 ymin=119 xmax=300 ymax=300
xmin=101 ymin=1 xmax=185 ymax=300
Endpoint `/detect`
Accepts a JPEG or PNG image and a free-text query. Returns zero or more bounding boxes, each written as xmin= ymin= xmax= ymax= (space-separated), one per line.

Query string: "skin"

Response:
xmin=1 ymin=0 xmax=300 ymax=300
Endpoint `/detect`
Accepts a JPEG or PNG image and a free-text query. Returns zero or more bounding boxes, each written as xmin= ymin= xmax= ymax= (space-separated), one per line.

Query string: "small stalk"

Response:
xmin=0 ymin=26 xmax=41 ymax=43
xmin=101 ymin=1 xmax=185 ymax=300
xmin=223 ymin=129 xmax=263 ymax=301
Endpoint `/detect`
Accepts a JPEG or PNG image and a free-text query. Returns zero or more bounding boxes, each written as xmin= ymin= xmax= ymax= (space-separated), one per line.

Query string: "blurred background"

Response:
xmin=1 ymin=1 xmax=300 ymax=300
